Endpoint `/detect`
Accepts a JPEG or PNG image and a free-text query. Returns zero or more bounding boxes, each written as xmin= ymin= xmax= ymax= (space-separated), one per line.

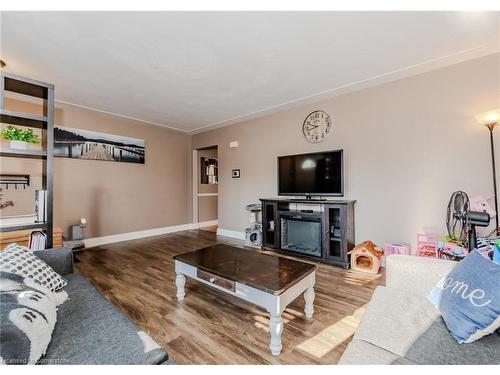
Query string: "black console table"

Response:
xmin=260 ymin=198 xmax=355 ymax=268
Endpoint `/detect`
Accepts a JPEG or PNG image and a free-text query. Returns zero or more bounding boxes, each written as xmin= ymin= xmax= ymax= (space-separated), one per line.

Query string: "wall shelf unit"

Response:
xmin=201 ymin=157 xmax=218 ymax=184
xmin=0 ymin=109 xmax=48 ymax=129
xmin=0 ymin=174 xmax=30 ymax=189
xmin=0 ymin=222 xmax=47 ymax=233
xmin=0 ymin=148 xmax=47 ymax=159
xmin=0 ymin=72 xmax=54 ymax=248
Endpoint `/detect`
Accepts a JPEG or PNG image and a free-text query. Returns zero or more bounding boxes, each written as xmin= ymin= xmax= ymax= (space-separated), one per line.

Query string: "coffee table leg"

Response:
xmin=175 ymin=273 xmax=186 ymax=301
xmin=269 ymin=313 xmax=283 ymax=356
xmin=303 ymin=286 xmax=315 ymax=318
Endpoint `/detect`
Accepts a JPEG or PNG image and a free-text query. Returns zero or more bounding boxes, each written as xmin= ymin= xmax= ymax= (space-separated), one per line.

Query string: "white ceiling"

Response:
xmin=1 ymin=12 xmax=499 ymax=133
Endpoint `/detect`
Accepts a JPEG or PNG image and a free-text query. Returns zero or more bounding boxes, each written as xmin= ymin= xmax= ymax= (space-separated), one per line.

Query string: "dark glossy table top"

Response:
xmin=173 ymin=244 xmax=317 ymax=295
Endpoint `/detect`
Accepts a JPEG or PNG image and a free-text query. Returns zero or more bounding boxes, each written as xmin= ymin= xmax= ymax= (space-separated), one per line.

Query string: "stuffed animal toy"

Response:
xmin=348 ymin=240 xmax=384 ymax=274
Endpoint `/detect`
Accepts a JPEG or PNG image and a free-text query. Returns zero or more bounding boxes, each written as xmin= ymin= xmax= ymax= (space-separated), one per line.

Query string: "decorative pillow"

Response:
xmin=427 ymin=250 xmax=500 ymax=343
xmin=0 ymin=271 xmax=67 ymax=364
xmin=0 ymin=244 xmax=67 ymax=292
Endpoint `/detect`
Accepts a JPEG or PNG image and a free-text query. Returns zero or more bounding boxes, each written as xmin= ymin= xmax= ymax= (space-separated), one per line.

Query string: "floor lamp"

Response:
xmin=475 ymin=108 xmax=500 ymax=236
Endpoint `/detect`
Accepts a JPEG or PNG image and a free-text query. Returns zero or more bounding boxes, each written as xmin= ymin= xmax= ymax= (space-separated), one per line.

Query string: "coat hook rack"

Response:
xmin=0 ymin=174 xmax=30 ymax=189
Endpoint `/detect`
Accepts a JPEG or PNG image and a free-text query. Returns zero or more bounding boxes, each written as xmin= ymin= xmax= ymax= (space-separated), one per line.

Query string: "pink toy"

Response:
xmin=436 ymin=241 xmax=468 ymax=261
xmin=417 ymin=234 xmax=438 ymax=258
xmin=384 ymin=243 xmax=411 ymax=257
xmin=470 ymin=195 xmax=496 ymax=218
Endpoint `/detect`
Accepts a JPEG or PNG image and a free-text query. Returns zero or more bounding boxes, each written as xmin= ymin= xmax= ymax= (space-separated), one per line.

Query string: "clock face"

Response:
xmin=302 ymin=110 xmax=332 ymax=143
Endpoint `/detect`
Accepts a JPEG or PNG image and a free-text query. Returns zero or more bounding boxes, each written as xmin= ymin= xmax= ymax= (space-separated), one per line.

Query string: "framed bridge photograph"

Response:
xmin=54 ymin=126 xmax=145 ymax=164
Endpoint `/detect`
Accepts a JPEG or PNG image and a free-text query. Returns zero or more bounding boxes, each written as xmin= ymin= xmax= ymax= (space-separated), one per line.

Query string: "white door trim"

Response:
xmin=192 ymin=149 xmax=198 ymax=224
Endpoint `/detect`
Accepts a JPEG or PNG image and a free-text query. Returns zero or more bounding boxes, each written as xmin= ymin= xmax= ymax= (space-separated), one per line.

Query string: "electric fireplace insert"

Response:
xmin=280 ymin=213 xmax=322 ymax=258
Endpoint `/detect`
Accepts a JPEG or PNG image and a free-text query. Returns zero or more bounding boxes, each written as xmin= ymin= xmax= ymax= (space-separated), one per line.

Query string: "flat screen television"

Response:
xmin=278 ymin=150 xmax=343 ymax=197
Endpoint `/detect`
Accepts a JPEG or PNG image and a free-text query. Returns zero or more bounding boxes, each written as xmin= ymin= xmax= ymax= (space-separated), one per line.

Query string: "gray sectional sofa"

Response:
xmin=34 ymin=248 xmax=171 ymax=365
xmin=339 ymin=254 xmax=500 ymax=365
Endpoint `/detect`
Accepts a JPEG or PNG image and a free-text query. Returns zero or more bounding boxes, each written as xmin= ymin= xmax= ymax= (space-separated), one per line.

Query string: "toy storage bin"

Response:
xmin=384 ymin=243 xmax=411 ymax=256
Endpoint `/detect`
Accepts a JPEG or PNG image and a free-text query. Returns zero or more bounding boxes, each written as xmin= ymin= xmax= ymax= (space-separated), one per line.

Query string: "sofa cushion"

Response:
xmin=352 ymin=286 xmax=500 ymax=365
xmin=338 ymin=338 xmax=416 ymax=365
xmin=42 ymin=273 xmax=168 ymax=365
xmin=428 ymin=250 xmax=500 ymax=343
xmin=0 ymin=244 xmax=67 ymax=292
xmin=0 ymin=271 xmax=67 ymax=365
xmin=33 ymin=248 xmax=74 ymax=277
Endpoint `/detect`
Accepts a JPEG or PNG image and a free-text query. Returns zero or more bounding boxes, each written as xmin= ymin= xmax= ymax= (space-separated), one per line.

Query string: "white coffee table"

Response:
xmin=173 ymin=244 xmax=317 ymax=356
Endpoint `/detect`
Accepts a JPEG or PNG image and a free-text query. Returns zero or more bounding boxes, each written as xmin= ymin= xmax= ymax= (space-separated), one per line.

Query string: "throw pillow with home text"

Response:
xmin=427 ymin=250 xmax=500 ymax=343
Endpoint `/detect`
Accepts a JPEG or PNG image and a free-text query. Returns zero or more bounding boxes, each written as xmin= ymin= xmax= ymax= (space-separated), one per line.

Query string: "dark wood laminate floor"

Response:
xmin=75 ymin=230 xmax=384 ymax=364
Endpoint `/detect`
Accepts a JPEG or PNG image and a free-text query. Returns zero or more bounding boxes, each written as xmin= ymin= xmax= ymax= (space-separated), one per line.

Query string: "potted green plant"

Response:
xmin=1 ymin=125 xmax=40 ymax=150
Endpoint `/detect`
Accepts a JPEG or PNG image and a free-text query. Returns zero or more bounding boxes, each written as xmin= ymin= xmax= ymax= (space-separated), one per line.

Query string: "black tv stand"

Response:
xmin=290 ymin=198 xmax=327 ymax=202
xmin=289 ymin=198 xmax=327 ymax=202
xmin=260 ymin=198 xmax=356 ymax=268
xmin=305 ymin=195 xmax=327 ymax=201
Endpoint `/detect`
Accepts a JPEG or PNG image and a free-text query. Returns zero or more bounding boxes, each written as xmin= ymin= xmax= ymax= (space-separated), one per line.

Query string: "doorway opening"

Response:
xmin=193 ymin=146 xmax=218 ymax=232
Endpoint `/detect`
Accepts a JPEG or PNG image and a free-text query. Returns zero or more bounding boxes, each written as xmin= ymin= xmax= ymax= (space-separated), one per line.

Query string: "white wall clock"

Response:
xmin=302 ymin=110 xmax=332 ymax=143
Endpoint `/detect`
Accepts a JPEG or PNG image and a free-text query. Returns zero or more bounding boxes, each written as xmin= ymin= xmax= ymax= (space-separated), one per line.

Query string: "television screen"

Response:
xmin=278 ymin=150 xmax=343 ymax=196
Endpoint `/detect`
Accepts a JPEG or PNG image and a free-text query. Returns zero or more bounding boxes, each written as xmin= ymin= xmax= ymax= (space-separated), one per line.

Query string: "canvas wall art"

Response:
xmin=54 ymin=126 xmax=145 ymax=164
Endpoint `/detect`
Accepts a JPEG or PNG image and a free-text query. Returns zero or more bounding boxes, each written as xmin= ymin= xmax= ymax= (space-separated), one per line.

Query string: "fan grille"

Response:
xmin=447 ymin=191 xmax=469 ymax=242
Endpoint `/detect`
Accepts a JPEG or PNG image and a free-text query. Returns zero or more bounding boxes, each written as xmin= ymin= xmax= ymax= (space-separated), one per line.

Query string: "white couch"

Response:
xmin=339 ymin=255 xmax=500 ymax=365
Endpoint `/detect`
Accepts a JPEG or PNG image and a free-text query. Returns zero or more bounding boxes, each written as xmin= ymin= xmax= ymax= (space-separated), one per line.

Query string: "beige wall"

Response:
xmin=198 ymin=195 xmax=218 ymax=222
xmin=2 ymin=53 xmax=498 ymax=247
xmin=192 ymin=53 xmax=500 ymax=251
xmin=1 ymin=98 xmax=192 ymax=238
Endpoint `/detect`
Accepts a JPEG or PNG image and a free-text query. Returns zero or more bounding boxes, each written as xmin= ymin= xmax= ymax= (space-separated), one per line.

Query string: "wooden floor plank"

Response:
xmin=75 ymin=229 xmax=384 ymax=364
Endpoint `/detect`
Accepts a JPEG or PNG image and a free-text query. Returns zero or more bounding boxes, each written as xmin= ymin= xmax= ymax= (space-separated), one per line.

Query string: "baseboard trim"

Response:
xmin=84 ymin=223 xmax=196 ymax=248
xmin=216 ymin=228 xmax=246 ymax=240
xmin=195 ymin=220 xmax=218 ymax=228
xmin=83 ymin=220 xmax=225 ymax=248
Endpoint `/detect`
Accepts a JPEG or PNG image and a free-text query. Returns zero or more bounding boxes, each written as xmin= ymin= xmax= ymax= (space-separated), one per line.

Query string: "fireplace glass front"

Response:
xmin=280 ymin=216 xmax=322 ymax=257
